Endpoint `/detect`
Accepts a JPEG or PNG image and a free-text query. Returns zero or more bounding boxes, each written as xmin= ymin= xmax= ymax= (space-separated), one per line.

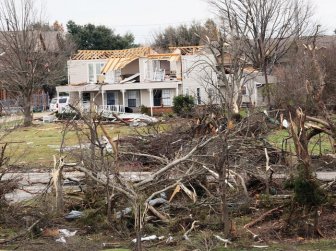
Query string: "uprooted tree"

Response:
xmin=49 ymin=101 xmax=277 ymax=249
xmin=0 ymin=0 xmax=72 ymax=126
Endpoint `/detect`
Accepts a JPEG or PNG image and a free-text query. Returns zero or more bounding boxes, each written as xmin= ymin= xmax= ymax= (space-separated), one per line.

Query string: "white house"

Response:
xmin=56 ymin=47 xmax=183 ymax=116
xmin=56 ymin=46 xmax=270 ymax=116
xmin=179 ymin=47 xmax=272 ymax=109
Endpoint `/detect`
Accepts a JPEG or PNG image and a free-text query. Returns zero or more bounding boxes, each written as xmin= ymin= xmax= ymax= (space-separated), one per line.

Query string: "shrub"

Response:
xmin=140 ymin=105 xmax=150 ymax=115
xmin=173 ymin=95 xmax=195 ymax=116
xmin=55 ymin=112 xmax=80 ymax=120
xmin=293 ymin=177 xmax=326 ymax=207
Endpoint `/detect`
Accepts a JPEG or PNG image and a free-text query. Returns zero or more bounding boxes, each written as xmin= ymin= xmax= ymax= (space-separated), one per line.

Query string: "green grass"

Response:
xmin=267 ymin=129 xmax=334 ymax=155
xmin=0 ymin=122 xmax=133 ymax=168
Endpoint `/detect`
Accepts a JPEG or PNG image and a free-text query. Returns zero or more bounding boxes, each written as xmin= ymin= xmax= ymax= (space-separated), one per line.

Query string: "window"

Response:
xmin=82 ymin=92 xmax=90 ymax=102
xmin=58 ymin=98 xmax=68 ymax=104
xmin=196 ymin=88 xmax=201 ymax=105
xmin=88 ymin=64 xmax=94 ymax=83
xmin=185 ymin=88 xmax=189 ymax=96
xmin=105 ymin=69 xmax=121 ymax=84
xmin=128 ymin=91 xmax=138 ymax=107
xmin=208 ymin=88 xmax=214 ymax=99
xmin=145 ymin=60 xmax=162 ymax=81
xmin=162 ymin=89 xmax=171 ymax=106
xmin=88 ymin=62 xmax=105 ymax=83
xmin=241 ymin=85 xmax=247 ymax=95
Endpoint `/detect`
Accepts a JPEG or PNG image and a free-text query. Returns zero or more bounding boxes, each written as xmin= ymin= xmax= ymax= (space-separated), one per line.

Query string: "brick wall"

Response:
xmin=152 ymin=107 xmax=173 ymax=116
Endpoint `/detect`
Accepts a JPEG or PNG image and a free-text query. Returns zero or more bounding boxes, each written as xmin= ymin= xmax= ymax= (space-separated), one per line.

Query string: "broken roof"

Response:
xmin=71 ymin=47 xmax=153 ymax=60
xmin=147 ymin=53 xmax=181 ymax=61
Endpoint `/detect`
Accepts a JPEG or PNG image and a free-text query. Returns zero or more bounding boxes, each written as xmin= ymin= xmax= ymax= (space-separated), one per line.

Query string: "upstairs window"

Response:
xmin=196 ymin=88 xmax=201 ymax=105
xmin=88 ymin=62 xmax=105 ymax=83
xmin=208 ymin=88 xmax=214 ymax=99
xmin=241 ymin=85 xmax=247 ymax=95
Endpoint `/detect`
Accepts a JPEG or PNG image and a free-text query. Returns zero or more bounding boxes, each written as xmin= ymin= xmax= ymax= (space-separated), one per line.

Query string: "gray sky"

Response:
xmin=44 ymin=0 xmax=336 ymax=44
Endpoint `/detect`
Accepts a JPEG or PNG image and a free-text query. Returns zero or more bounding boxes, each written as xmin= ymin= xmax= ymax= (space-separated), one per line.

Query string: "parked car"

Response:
xmin=49 ymin=98 xmax=58 ymax=112
xmin=49 ymin=96 xmax=70 ymax=112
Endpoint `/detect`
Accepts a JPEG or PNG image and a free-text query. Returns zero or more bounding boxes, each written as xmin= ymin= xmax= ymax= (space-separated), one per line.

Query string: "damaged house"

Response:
xmin=56 ymin=45 xmax=269 ymax=115
xmin=56 ymin=47 xmax=183 ymax=116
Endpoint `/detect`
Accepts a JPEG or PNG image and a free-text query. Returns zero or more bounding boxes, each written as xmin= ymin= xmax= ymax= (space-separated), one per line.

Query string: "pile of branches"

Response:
xmin=42 ymin=108 xmax=334 ymax=250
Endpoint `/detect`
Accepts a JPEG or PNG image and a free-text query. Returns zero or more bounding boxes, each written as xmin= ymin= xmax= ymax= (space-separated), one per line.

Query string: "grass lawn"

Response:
xmin=0 ymin=122 xmax=133 ymax=168
xmin=267 ymin=129 xmax=334 ymax=155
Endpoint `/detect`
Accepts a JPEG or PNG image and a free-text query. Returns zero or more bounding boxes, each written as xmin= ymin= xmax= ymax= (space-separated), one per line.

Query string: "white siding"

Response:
xmin=67 ymin=59 xmax=108 ymax=85
xmin=182 ymin=54 xmax=217 ymax=104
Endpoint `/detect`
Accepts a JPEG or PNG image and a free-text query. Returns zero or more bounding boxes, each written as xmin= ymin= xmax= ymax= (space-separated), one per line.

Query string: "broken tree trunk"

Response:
xmin=52 ymin=156 xmax=65 ymax=215
xmin=215 ymin=135 xmax=230 ymax=237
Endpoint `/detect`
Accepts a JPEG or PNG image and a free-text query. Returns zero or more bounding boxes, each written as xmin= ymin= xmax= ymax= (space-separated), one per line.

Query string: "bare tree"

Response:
xmin=0 ymin=0 xmax=71 ymax=126
xmin=188 ymin=26 xmax=251 ymax=117
xmin=209 ymin=0 xmax=313 ymax=106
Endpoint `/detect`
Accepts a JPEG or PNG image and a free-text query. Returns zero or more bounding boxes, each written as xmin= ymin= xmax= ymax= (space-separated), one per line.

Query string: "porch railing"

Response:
xmin=98 ymin=105 xmax=125 ymax=114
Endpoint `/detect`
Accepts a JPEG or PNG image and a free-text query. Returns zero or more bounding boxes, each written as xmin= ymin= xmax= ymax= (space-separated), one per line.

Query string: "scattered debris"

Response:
xmin=64 ymin=210 xmax=83 ymax=220
xmin=183 ymin=220 xmax=199 ymax=241
xmin=148 ymin=197 xmax=168 ymax=206
xmin=166 ymin=235 xmax=174 ymax=243
xmin=169 ymin=183 xmax=197 ymax=203
xmin=116 ymin=207 xmax=132 ymax=218
xmin=43 ymin=115 xmax=55 ymax=123
xmin=55 ymin=229 xmax=77 ymax=243
xmin=56 ymin=236 xmax=66 ymax=243
xmin=214 ymin=235 xmax=232 ymax=248
xmin=131 ymin=235 xmax=165 ymax=243
xmin=59 ymin=229 xmax=77 ymax=237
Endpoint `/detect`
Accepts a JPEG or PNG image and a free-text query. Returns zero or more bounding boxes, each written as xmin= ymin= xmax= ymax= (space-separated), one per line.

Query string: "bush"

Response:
xmin=55 ymin=112 xmax=80 ymax=120
xmin=173 ymin=95 xmax=195 ymax=116
xmin=293 ymin=177 xmax=326 ymax=207
xmin=140 ymin=105 xmax=150 ymax=115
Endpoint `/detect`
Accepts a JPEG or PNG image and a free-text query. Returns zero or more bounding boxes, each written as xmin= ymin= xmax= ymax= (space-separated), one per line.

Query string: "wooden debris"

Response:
xmin=147 ymin=205 xmax=169 ymax=223
xmin=183 ymin=220 xmax=199 ymax=241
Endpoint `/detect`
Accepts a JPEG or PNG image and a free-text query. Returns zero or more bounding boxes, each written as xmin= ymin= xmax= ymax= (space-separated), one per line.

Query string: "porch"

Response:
xmin=56 ymin=82 xmax=181 ymax=116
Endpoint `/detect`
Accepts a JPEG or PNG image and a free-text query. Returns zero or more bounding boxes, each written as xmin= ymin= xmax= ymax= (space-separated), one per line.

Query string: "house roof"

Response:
xmin=71 ymin=47 xmax=152 ymax=60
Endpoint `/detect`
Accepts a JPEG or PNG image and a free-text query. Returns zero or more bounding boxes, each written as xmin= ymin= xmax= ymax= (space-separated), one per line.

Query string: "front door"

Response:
xmin=153 ymin=89 xmax=162 ymax=106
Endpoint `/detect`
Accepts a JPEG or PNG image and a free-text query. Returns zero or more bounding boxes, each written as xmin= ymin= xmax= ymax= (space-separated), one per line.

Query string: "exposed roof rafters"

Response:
xmin=71 ymin=47 xmax=152 ymax=60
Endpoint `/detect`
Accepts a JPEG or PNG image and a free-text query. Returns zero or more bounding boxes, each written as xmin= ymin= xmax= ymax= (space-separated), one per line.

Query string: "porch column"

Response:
xmin=101 ymin=90 xmax=105 ymax=108
xmin=78 ymin=91 xmax=82 ymax=110
xmin=121 ymin=90 xmax=126 ymax=112
xmin=149 ymin=88 xmax=153 ymax=117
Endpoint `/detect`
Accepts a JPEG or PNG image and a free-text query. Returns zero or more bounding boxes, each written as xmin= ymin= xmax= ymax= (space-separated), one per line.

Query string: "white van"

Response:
xmin=49 ymin=96 xmax=69 ymax=112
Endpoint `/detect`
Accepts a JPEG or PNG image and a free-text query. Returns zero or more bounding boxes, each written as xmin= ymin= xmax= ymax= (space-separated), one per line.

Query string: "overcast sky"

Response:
xmin=44 ymin=0 xmax=336 ymax=44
